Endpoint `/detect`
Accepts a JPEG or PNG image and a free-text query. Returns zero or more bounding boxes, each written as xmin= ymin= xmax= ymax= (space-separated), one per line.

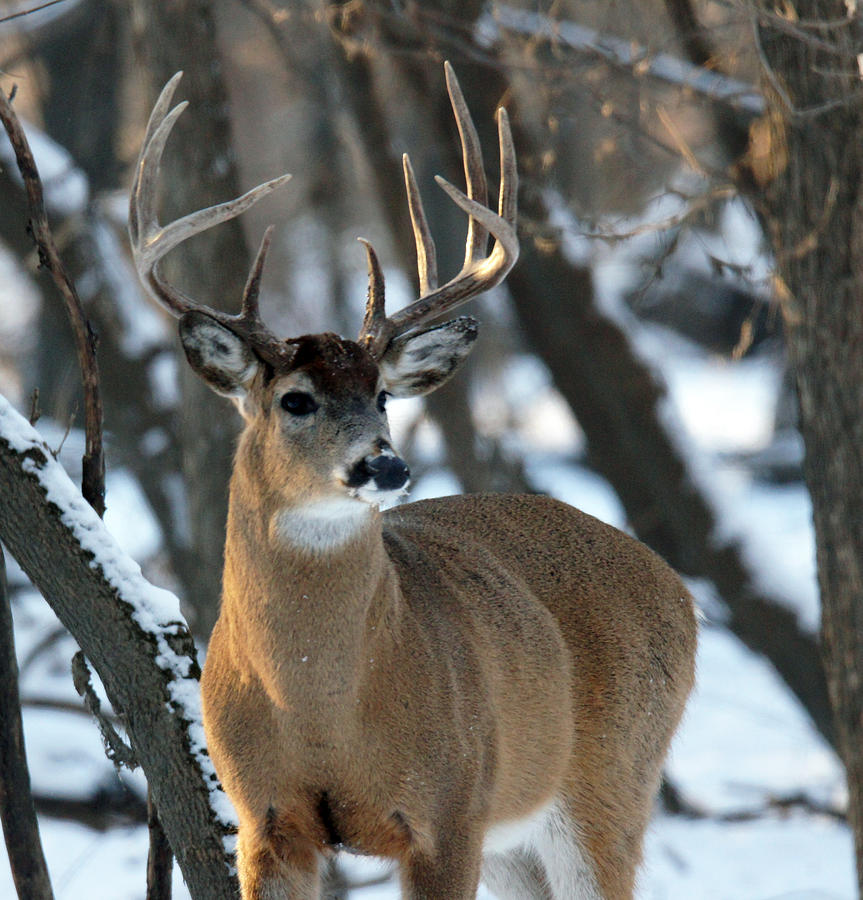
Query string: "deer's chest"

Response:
xmin=264 ymin=786 xmax=417 ymax=863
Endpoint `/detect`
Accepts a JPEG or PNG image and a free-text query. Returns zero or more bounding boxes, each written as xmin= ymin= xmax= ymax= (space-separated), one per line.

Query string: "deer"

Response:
xmin=129 ymin=64 xmax=696 ymax=900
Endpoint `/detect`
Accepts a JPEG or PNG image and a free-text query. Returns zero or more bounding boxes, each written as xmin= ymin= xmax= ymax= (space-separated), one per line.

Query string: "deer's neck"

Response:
xmin=220 ymin=455 xmax=398 ymax=716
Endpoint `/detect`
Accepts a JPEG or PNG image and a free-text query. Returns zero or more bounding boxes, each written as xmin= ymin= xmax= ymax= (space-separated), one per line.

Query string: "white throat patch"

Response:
xmin=270 ymin=498 xmax=371 ymax=553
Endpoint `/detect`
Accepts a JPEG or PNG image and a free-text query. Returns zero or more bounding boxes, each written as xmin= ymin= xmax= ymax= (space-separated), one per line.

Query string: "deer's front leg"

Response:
xmin=401 ymin=830 xmax=483 ymax=900
xmin=236 ymin=821 xmax=322 ymax=900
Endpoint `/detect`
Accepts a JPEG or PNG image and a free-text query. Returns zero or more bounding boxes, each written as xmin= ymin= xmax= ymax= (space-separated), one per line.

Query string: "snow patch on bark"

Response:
xmin=0 ymin=393 xmax=237 ymax=830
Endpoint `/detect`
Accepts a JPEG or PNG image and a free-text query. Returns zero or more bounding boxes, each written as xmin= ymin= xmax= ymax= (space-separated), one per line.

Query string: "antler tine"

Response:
xmin=240 ymin=225 xmax=274 ymax=322
xmin=153 ymin=174 xmax=292 ymax=269
xmin=497 ymin=107 xmax=518 ymax=225
xmin=357 ymin=239 xmax=390 ymax=351
xmin=444 ymin=60 xmax=489 ymax=266
xmin=402 ymin=154 xmax=439 ymax=296
xmin=129 ymin=71 xmax=185 ymax=250
xmin=129 ymin=71 xmax=292 ymax=330
xmin=130 ymin=96 xmax=192 ymax=315
xmin=359 ymin=63 xmax=518 ymax=358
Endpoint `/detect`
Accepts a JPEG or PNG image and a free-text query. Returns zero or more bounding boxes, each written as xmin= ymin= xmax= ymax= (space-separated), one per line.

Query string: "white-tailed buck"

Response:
xmin=130 ymin=65 xmax=696 ymax=900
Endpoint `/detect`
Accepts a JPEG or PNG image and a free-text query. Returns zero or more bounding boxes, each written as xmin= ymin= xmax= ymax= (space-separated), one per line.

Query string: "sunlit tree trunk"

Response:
xmin=748 ymin=2 xmax=863 ymax=889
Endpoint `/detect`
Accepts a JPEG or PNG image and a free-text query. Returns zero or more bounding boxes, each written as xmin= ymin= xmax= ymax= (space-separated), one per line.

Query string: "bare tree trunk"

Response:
xmin=126 ymin=0 xmax=253 ymax=635
xmin=35 ymin=0 xmax=123 ymax=194
xmin=745 ymin=2 xmax=863 ymax=888
xmin=0 ymin=414 xmax=237 ymax=898
xmin=147 ymin=785 xmax=173 ymax=900
xmin=0 ymin=547 xmax=55 ymax=900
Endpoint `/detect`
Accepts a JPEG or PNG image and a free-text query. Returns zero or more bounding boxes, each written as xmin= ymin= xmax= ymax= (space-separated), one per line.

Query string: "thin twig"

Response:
xmin=71 ymin=652 xmax=137 ymax=771
xmin=657 ymin=105 xmax=710 ymax=178
xmin=0 ymin=83 xmax=105 ymax=515
xmin=51 ymin=409 xmax=76 ymax=459
xmin=28 ymin=388 xmax=40 ymax=425
xmin=582 ymin=184 xmax=738 ymax=241
xmin=0 ymin=0 xmax=69 ymax=25
xmin=19 ymin=623 xmax=66 ymax=673
xmin=21 ymin=695 xmax=121 ymax=720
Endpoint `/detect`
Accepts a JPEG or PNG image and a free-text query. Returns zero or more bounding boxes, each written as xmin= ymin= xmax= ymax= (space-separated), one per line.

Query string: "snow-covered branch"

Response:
xmin=0 ymin=394 xmax=237 ymax=899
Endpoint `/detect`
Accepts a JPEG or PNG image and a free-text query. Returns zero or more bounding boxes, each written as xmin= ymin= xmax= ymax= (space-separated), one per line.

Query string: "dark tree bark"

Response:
xmin=126 ymin=0 xmax=255 ymax=634
xmin=0 ymin=413 xmax=237 ymax=899
xmin=743 ymin=2 xmax=863 ymax=888
xmin=147 ymin=784 xmax=173 ymax=900
xmin=0 ymin=547 xmax=55 ymax=900
xmin=35 ymin=0 xmax=124 ymax=194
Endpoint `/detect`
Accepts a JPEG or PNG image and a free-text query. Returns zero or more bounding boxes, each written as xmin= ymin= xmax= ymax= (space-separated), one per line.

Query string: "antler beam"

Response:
xmin=129 ymin=72 xmax=293 ymax=366
xmin=358 ymin=61 xmax=519 ymax=358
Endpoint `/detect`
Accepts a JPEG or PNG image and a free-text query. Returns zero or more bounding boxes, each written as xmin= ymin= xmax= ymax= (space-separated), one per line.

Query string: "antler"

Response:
xmin=358 ymin=61 xmax=519 ymax=358
xmin=129 ymin=71 xmax=294 ymax=366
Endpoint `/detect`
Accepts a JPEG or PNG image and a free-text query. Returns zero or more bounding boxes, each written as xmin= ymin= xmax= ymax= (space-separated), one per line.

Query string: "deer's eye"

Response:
xmin=280 ymin=392 xmax=318 ymax=416
xmin=377 ymin=391 xmax=389 ymax=414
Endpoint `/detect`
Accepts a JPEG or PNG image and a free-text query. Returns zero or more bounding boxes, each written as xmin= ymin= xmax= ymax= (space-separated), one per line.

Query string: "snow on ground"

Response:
xmin=3 ymin=327 xmax=854 ymax=898
xmin=0 ymin=210 xmax=854 ymax=895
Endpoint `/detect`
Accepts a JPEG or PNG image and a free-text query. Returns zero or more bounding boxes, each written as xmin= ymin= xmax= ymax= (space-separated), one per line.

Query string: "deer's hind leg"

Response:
xmin=481 ymin=848 xmax=552 ymax=899
xmin=530 ymin=798 xmax=604 ymax=900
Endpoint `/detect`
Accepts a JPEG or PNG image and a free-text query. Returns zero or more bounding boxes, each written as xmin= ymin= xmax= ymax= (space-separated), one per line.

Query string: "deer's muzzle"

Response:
xmin=346 ymin=450 xmax=410 ymax=493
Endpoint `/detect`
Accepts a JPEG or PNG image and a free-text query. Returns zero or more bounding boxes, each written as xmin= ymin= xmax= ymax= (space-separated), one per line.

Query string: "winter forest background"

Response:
xmin=0 ymin=0 xmax=862 ymax=897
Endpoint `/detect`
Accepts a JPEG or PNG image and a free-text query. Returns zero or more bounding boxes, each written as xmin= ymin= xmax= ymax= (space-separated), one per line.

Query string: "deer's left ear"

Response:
xmin=379 ymin=316 xmax=478 ymax=398
xmin=178 ymin=310 xmax=260 ymax=399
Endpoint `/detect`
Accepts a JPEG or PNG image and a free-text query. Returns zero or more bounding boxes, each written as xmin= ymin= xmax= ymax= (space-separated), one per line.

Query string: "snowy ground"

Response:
xmin=0 ymin=181 xmax=854 ymax=898
xmin=1 ymin=326 xmax=853 ymax=900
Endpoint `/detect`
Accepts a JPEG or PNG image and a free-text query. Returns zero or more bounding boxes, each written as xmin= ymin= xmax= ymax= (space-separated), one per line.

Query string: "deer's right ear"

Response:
xmin=378 ymin=316 xmax=478 ymax=398
xmin=179 ymin=310 xmax=260 ymax=399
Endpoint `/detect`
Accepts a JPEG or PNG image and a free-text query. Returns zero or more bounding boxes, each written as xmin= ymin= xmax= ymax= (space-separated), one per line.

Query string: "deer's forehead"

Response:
xmin=275 ymin=334 xmax=380 ymax=397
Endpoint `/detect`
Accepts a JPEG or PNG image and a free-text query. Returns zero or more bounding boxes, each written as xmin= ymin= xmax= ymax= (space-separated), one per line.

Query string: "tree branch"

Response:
xmin=479 ymin=3 xmax=765 ymax=117
xmin=0 ymin=83 xmax=105 ymax=516
xmin=0 ymin=546 xmax=55 ymax=900
xmin=0 ymin=395 xmax=237 ymax=899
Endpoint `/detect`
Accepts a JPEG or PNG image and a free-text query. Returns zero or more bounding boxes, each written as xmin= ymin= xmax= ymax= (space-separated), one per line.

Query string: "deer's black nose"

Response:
xmin=346 ymin=453 xmax=410 ymax=491
xmin=365 ymin=454 xmax=410 ymax=490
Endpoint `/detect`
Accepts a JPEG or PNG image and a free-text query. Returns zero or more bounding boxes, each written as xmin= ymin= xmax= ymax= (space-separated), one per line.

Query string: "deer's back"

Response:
xmin=383 ymin=493 xmax=697 ymax=777
xmin=383 ymin=492 xmax=694 ymax=635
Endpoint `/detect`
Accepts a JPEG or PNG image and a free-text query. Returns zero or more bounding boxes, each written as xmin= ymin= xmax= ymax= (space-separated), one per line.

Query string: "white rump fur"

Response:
xmin=481 ymin=799 xmax=602 ymax=900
